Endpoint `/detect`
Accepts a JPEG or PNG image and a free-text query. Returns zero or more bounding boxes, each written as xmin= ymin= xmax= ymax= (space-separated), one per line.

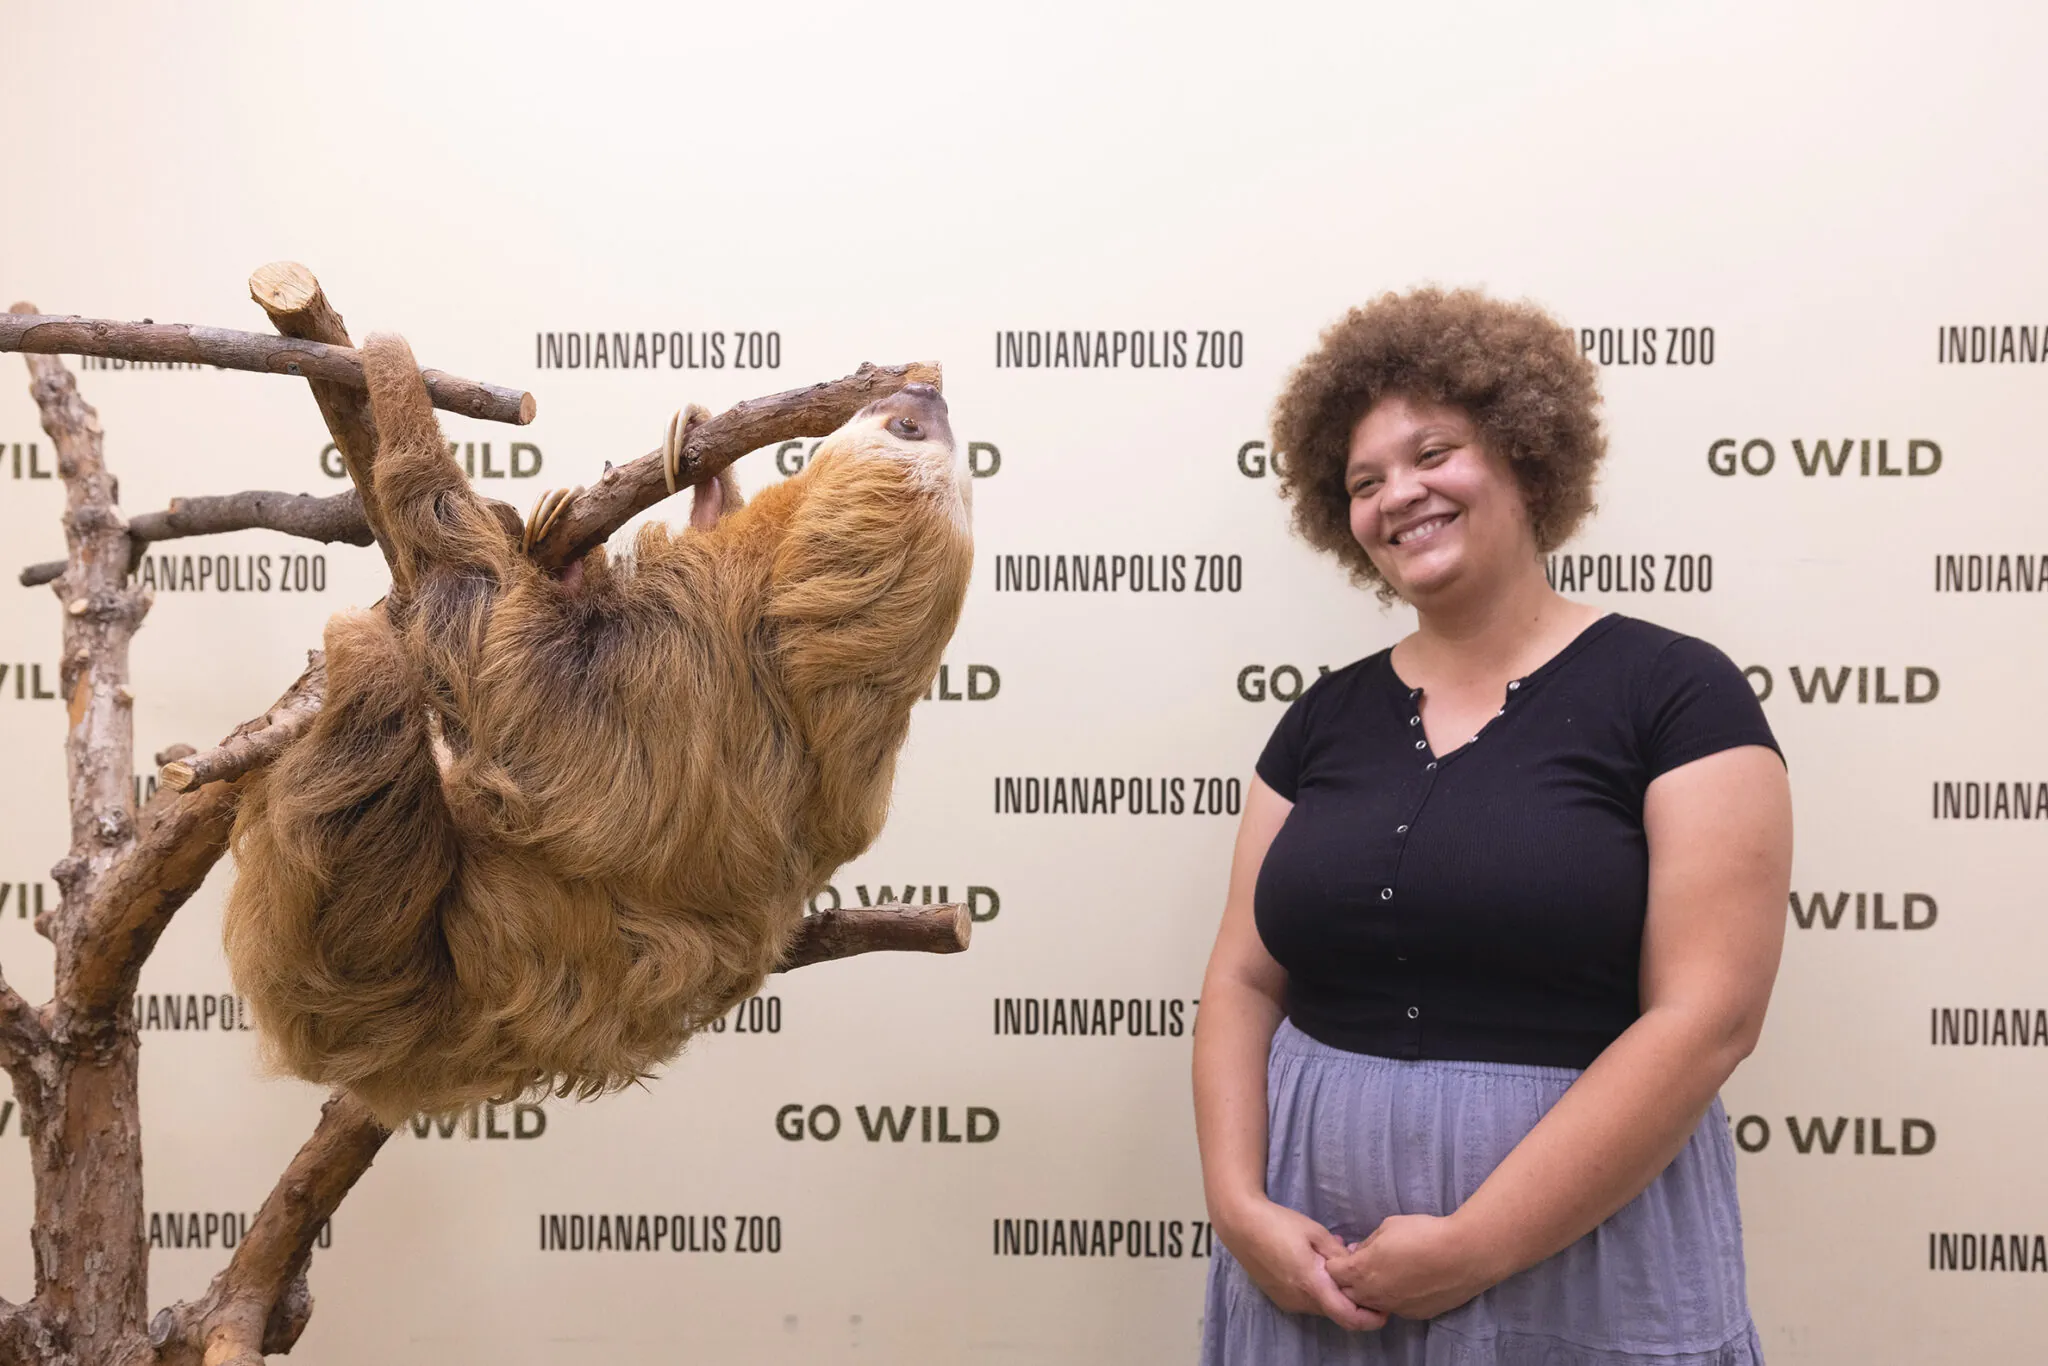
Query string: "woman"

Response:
xmin=1193 ymin=288 xmax=1791 ymax=1365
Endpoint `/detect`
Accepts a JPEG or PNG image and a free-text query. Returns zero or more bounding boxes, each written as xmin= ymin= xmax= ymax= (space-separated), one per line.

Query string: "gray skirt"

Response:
xmin=1201 ymin=1020 xmax=1763 ymax=1366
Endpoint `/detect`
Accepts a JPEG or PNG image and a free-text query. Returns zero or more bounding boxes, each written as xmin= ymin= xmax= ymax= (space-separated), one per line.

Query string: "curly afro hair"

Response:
xmin=1270 ymin=287 xmax=1605 ymax=602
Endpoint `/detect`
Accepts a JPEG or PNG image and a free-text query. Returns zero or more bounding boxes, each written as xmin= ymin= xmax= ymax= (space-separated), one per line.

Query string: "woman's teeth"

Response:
xmin=1392 ymin=514 xmax=1453 ymax=546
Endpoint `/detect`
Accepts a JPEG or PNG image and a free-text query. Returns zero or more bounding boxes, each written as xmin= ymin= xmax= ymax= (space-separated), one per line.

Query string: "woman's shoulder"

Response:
xmin=1266 ymin=648 xmax=1393 ymax=738
xmin=1585 ymin=615 xmax=1779 ymax=774
xmin=1586 ymin=613 xmax=1744 ymax=678
xmin=1301 ymin=647 xmax=1396 ymax=710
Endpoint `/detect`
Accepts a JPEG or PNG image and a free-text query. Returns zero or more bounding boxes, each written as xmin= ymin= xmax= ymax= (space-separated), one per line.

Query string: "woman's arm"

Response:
xmin=1326 ymin=743 xmax=1792 ymax=1318
xmin=1194 ymin=776 xmax=1386 ymax=1332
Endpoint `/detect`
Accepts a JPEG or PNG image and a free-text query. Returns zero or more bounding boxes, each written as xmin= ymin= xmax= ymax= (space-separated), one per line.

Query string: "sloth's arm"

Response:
xmin=359 ymin=335 xmax=520 ymax=649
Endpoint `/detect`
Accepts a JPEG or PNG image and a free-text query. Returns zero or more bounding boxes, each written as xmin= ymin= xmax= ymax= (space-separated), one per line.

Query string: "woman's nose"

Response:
xmin=1380 ymin=466 xmax=1427 ymax=510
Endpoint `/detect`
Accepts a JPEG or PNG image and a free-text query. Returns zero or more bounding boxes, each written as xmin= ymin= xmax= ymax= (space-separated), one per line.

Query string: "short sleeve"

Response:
xmin=1254 ymin=673 xmax=1334 ymax=801
xmin=1642 ymin=635 xmax=1785 ymax=780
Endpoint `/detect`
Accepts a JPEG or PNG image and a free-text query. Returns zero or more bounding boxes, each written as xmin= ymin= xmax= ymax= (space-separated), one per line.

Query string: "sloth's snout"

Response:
xmin=864 ymin=382 xmax=954 ymax=449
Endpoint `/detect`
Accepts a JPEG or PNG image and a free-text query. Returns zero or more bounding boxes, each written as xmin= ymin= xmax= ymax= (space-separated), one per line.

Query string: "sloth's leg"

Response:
xmin=662 ymin=403 xmax=743 ymax=532
xmin=359 ymin=335 xmax=519 ymax=658
xmin=689 ymin=467 xmax=743 ymax=532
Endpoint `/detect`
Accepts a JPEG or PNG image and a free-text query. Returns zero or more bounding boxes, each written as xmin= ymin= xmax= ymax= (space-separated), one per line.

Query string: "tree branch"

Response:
xmin=63 ymin=658 xmax=323 ymax=1022
xmin=0 ymin=311 xmax=535 ymax=426
xmin=246 ymin=261 xmax=401 ymax=572
xmin=0 ymin=974 xmax=45 ymax=1071
xmin=159 ymin=653 xmax=326 ymax=793
xmin=63 ymin=784 xmax=238 ymax=1026
xmin=14 ymin=307 xmax=157 ymax=1361
xmin=775 ymin=903 xmax=971 ymax=972
xmin=20 ymin=488 xmax=376 ymax=587
xmin=14 ymin=356 xmax=949 ymax=587
xmin=527 ymin=360 xmax=943 ymax=567
xmin=132 ymin=910 xmax=968 ymax=1364
xmin=0 ymin=1299 xmax=52 ymax=1364
xmin=10 ymin=300 xmax=149 ymax=936
xmin=151 ymin=1091 xmax=391 ymax=1366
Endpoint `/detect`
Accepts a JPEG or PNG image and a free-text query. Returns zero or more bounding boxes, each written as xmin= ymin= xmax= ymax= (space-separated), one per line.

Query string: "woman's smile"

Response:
xmin=1387 ymin=512 xmax=1459 ymax=548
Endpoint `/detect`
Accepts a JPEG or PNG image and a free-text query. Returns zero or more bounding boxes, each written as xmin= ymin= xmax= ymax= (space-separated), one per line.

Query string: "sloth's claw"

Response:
xmin=663 ymin=404 xmax=710 ymax=496
xmin=663 ymin=409 xmax=686 ymax=495
xmin=521 ymin=486 xmax=581 ymax=554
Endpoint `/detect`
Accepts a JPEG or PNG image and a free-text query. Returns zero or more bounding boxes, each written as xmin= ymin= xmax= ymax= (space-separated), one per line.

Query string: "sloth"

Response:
xmin=222 ymin=335 xmax=972 ymax=1126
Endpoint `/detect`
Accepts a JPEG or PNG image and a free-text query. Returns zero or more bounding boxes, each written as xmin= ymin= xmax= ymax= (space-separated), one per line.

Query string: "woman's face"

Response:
xmin=1345 ymin=394 xmax=1534 ymax=604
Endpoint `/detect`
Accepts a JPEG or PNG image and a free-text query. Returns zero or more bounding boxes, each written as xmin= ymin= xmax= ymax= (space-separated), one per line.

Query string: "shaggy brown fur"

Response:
xmin=1270 ymin=287 xmax=1606 ymax=603
xmin=223 ymin=336 xmax=972 ymax=1126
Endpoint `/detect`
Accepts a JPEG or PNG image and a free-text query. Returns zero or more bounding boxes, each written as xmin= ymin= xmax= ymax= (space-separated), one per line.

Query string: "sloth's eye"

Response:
xmin=890 ymin=416 xmax=923 ymax=440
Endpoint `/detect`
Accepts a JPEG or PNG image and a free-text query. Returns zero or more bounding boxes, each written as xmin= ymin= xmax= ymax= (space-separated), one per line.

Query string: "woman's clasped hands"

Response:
xmin=1224 ymin=1201 xmax=1502 ymax=1330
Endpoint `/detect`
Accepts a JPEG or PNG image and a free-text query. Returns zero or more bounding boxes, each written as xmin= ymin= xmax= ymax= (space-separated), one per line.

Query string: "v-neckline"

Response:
xmin=1387 ymin=612 xmax=1622 ymax=762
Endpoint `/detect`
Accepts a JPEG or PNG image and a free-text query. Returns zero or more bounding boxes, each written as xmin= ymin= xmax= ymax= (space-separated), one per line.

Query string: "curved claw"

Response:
xmin=663 ymin=404 xmax=710 ymax=495
xmin=521 ymin=486 xmax=582 ymax=554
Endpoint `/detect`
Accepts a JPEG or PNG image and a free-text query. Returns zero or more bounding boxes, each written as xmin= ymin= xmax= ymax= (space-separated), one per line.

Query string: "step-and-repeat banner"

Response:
xmin=1 ymin=3 xmax=2042 ymax=1363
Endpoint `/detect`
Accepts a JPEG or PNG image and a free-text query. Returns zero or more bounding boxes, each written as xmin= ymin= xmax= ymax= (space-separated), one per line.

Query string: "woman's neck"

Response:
xmin=1397 ymin=561 xmax=1597 ymax=688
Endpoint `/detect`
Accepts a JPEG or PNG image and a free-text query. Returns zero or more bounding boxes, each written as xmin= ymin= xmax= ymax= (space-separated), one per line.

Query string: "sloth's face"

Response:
xmin=826 ymin=381 xmax=971 ymax=528
xmin=859 ymin=382 xmax=955 ymax=452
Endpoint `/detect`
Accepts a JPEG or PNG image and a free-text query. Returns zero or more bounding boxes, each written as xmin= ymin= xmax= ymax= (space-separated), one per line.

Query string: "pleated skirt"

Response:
xmin=1200 ymin=1020 xmax=1764 ymax=1366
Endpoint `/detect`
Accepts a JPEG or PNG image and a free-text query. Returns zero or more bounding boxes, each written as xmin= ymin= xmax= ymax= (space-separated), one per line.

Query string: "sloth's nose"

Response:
xmin=867 ymin=382 xmax=953 ymax=446
xmin=883 ymin=382 xmax=946 ymax=417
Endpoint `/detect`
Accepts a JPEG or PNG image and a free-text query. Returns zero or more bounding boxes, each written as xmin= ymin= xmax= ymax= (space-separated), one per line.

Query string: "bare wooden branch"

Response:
xmin=152 ymin=1091 xmax=392 ymax=1366
xmin=0 ymin=1297 xmax=53 ymax=1363
xmin=137 ymin=746 xmax=196 ymax=837
xmin=66 ymin=656 xmax=326 ymax=1019
xmin=12 ymin=303 xmax=147 ymax=908
xmin=0 ymin=976 xmax=44 ymax=1068
xmin=65 ymin=784 xmax=237 ymax=1023
xmin=0 ymin=311 xmax=535 ymax=426
xmin=161 ymin=653 xmax=326 ymax=792
xmin=248 ymin=261 xmax=400 ymax=572
xmin=3 ymin=322 xmax=155 ymax=1358
xmin=13 ymin=356 xmax=950 ymax=588
xmin=775 ymin=903 xmax=972 ymax=972
xmin=529 ymin=360 xmax=943 ymax=567
xmin=16 ymin=488 xmax=527 ymax=589
xmin=126 ymin=488 xmax=371 ymax=549
xmin=20 ymin=487 xmax=375 ymax=587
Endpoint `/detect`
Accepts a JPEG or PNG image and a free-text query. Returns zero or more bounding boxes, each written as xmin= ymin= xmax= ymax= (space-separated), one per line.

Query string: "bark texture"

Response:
xmin=5 ymin=301 xmax=153 ymax=1366
xmin=0 ymin=312 xmax=534 ymax=425
xmin=20 ymin=489 xmax=383 ymax=588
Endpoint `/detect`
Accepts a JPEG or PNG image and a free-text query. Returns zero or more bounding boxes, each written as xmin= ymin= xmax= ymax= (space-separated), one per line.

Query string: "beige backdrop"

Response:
xmin=2 ymin=1 xmax=2044 ymax=1362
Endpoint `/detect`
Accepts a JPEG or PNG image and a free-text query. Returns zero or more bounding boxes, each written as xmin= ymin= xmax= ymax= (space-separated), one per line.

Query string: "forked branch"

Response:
xmin=20 ymin=489 xmax=375 ymax=588
xmin=159 ymin=654 xmax=327 ymax=793
xmin=150 ymin=1091 xmax=391 ymax=1366
xmin=0 ymin=313 xmax=535 ymax=425
xmin=66 ymin=658 xmax=326 ymax=1021
xmin=145 ymin=902 xmax=970 ymax=1362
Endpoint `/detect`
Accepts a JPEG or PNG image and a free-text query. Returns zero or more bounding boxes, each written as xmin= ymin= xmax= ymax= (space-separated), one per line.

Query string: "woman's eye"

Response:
xmin=1419 ymin=447 xmax=1448 ymax=463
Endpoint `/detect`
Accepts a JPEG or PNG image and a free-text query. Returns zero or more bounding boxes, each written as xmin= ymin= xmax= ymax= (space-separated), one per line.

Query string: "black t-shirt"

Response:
xmin=1253 ymin=613 xmax=1782 ymax=1069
